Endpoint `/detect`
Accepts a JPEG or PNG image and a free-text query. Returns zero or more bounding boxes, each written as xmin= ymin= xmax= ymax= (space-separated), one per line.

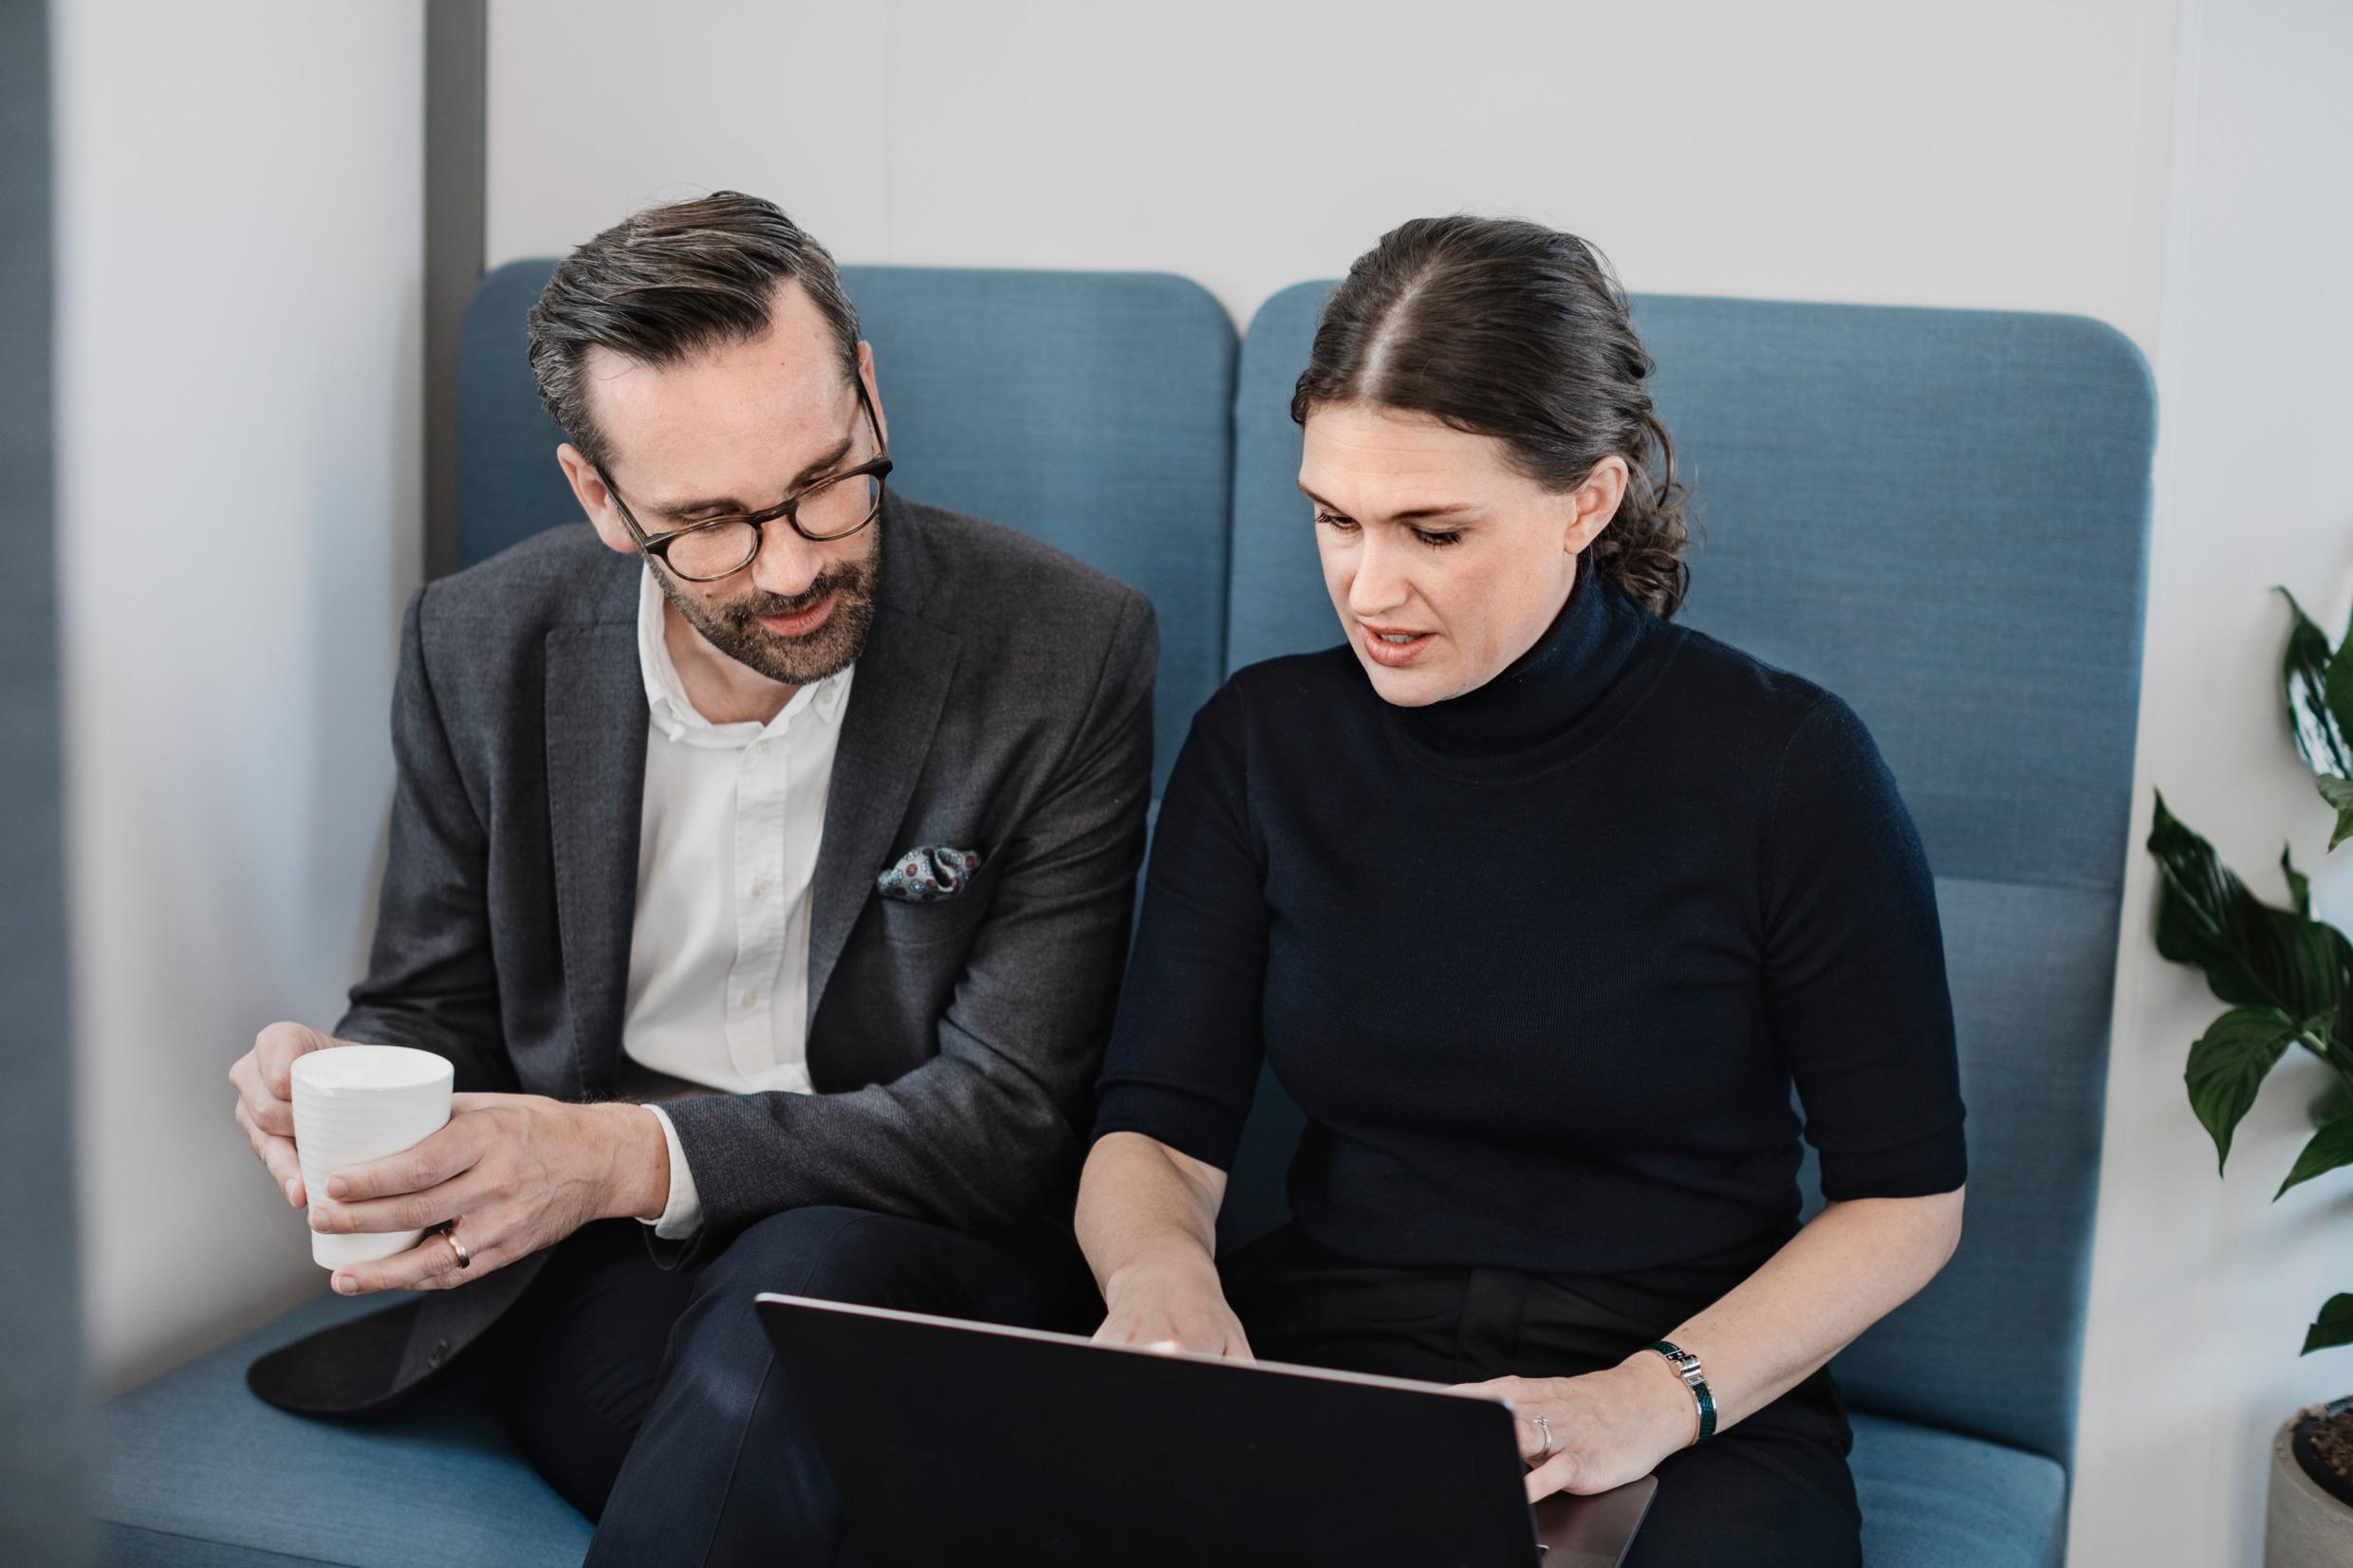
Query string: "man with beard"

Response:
xmin=225 ymin=193 xmax=1156 ymax=1564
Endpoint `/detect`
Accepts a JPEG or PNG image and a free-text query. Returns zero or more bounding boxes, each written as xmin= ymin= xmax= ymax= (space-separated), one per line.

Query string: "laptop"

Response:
xmin=755 ymin=1292 xmax=1655 ymax=1565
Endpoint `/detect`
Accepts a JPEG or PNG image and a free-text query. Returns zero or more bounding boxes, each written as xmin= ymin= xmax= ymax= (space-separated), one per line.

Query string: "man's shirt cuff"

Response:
xmin=638 ymin=1103 xmax=703 ymax=1240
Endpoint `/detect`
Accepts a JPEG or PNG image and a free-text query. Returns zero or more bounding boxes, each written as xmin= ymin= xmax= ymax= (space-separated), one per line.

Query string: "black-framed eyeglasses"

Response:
xmin=593 ymin=378 xmax=892 ymax=582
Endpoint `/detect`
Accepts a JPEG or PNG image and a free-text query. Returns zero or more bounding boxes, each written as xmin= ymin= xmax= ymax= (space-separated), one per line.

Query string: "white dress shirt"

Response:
xmin=624 ymin=564 xmax=854 ymax=1239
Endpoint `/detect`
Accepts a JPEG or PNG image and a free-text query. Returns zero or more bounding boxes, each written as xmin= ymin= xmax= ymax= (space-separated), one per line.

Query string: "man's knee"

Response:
xmin=657 ymin=1208 xmax=934 ymax=1425
xmin=692 ymin=1206 xmax=936 ymax=1313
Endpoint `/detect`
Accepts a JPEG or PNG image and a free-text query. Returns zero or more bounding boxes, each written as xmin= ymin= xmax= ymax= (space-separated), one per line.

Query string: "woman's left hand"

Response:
xmin=1455 ymin=1356 xmax=1700 ymax=1501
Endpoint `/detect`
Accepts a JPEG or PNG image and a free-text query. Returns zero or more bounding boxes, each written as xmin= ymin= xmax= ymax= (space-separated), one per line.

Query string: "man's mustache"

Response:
xmin=725 ymin=563 xmax=870 ymax=625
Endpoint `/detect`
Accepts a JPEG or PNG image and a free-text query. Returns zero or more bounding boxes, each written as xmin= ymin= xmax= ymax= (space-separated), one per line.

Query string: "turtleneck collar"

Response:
xmin=1386 ymin=549 xmax=1656 ymax=766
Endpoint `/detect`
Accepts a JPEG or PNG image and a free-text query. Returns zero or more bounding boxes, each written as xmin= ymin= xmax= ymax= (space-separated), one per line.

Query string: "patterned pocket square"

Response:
xmin=876 ymin=844 xmax=986 ymax=903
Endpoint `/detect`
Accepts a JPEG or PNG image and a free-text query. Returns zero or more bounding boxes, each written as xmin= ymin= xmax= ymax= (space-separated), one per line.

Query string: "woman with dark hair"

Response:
xmin=1074 ymin=216 xmax=1966 ymax=1564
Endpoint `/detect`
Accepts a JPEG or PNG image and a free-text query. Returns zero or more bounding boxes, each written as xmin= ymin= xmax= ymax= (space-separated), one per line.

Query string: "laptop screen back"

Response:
xmin=756 ymin=1292 xmax=1545 ymax=1566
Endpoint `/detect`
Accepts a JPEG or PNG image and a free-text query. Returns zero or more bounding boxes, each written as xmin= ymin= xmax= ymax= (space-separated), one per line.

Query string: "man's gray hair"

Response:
xmin=526 ymin=191 xmax=862 ymax=470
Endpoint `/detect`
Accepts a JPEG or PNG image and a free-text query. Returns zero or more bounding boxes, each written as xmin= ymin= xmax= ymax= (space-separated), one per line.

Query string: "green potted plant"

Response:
xmin=2147 ymin=588 xmax=2353 ymax=1565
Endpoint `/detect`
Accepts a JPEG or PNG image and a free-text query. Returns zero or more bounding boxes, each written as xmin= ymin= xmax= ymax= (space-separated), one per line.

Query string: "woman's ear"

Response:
xmin=1566 ymin=454 xmax=1631 ymax=553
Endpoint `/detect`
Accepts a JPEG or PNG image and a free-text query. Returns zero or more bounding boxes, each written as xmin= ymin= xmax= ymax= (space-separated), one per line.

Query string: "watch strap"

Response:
xmin=1646 ymin=1339 xmax=1717 ymax=1443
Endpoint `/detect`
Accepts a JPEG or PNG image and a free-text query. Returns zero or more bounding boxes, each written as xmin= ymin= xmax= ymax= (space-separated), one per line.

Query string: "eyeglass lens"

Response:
xmin=663 ymin=470 xmax=882 ymax=580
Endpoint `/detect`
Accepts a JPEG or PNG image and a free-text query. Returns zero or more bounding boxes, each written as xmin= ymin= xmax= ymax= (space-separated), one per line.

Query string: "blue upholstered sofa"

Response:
xmin=93 ymin=262 xmax=2154 ymax=1567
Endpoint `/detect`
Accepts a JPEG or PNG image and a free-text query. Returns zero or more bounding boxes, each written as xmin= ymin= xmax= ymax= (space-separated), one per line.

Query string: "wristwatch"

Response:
xmin=1646 ymin=1340 xmax=1717 ymax=1444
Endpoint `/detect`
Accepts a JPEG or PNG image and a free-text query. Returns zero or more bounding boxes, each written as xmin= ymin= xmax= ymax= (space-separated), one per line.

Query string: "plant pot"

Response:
xmin=2269 ymin=1398 xmax=2353 ymax=1566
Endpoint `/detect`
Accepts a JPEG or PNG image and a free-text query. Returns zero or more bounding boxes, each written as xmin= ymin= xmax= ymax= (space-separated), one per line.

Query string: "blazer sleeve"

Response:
xmin=1762 ymin=692 xmax=1967 ymax=1199
xmin=652 ymin=589 xmax=1158 ymax=1263
xmin=332 ymin=584 xmax=517 ymax=1095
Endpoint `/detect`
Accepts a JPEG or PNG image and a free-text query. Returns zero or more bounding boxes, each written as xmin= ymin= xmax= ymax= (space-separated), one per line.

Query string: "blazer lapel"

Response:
xmin=806 ymin=509 xmax=960 ymax=1026
xmin=544 ymin=564 xmax=648 ymax=1099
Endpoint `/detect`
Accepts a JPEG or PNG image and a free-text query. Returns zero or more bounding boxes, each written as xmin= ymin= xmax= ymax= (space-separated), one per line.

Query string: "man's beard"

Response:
xmin=655 ymin=527 xmax=880 ymax=689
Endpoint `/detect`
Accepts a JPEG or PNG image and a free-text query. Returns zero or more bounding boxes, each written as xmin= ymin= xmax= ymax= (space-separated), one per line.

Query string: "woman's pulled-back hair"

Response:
xmin=1290 ymin=216 xmax=1693 ymax=620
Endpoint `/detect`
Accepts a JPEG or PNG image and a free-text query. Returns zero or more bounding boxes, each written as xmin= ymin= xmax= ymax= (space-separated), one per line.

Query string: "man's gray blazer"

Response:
xmin=248 ymin=493 xmax=1156 ymax=1415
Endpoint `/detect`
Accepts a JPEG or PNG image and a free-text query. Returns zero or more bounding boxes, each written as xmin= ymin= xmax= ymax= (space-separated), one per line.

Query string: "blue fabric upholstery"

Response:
xmin=457 ymin=260 xmax=1236 ymax=794
xmin=95 ymin=1291 xmax=591 ymax=1567
xmin=1851 ymin=1413 xmax=2066 ymax=1568
xmin=451 ymin=259 xmax=576 ymax=563
xmin=1222 ymin=281 xmax=2154 ymax=1559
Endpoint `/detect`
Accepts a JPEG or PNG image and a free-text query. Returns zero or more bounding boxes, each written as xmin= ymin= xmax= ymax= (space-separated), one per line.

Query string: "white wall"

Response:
xmin=485 ymin=0 xmax=2179 ymax=348
xmin=2073 ymin=0 xmax=2353 ymax=1561
xmin=57 ymin=2 xmax=425 ymax=1393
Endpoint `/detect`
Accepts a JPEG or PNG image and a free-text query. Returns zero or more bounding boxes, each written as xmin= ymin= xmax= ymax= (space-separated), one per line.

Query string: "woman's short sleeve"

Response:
xmin=1090 ymin=680 xmax=1272 ymax=1172
xmin=1762 ymin=692 xmax=1968 ymax=1199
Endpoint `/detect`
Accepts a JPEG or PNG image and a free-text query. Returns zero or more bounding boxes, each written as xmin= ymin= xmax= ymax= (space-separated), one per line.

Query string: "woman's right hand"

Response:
xmin=1094 ymin=1247 xmax=1255 ymax=1361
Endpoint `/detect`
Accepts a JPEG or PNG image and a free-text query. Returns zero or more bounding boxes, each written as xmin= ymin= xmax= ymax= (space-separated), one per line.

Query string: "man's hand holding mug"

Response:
xmin=229 ymin=1023 xmax=670 ymax=1295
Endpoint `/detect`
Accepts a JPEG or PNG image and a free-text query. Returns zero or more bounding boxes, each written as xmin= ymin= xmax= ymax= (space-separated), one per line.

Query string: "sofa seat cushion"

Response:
xmin=97 ymin=1291 xmax=589 ymax=1568
xmin=99 ymin=1296 xmax=2065 ymax=1567
xmin=1853 ymin=1411 xmax=2066 ymax=1568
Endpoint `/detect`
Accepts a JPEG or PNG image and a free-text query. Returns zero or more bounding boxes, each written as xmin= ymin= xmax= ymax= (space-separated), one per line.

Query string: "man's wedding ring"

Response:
xmin=440 ymin=1220 xmax=472 ymax=1270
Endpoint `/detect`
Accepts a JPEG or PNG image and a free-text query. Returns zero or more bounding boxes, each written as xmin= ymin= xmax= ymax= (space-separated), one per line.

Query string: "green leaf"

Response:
xmin=2285 ymin=842 xmax=2312 ymax=917
xmin=2325 ymin=594 xmax=2353 ymax=766
xmin=2305 ymin=1294 xmax=2353 ymax=1356
xmin=2185 ymin=1006 xmax=2306 ymax=1172
xmin=2277 ymin=1111 xmax=2353 ymax=1199
xmin=2148 ymin=792 xmax=2353 ymax=1033
xmin=2281 ymin=588 xmax=2353 ymax=777
xmin=2321 ymin=775 xmax=2353 ymax=851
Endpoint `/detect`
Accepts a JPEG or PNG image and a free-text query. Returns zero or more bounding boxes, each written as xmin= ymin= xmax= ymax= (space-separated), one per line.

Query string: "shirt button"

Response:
xmin=750 ymin=880 xmax=769 ymax=898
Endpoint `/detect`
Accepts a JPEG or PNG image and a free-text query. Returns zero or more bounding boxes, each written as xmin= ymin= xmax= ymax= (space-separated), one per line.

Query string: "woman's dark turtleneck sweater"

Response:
xmin=1093 ymin=553 xmax=1966 ymax=1312
xmin=1391 ymin=545 xmax=1655 ymax=768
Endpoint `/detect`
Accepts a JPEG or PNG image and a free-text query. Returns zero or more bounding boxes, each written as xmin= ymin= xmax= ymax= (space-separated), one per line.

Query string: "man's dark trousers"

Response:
xmin=479 ymin=1210 xmax=1097 ymax=1565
